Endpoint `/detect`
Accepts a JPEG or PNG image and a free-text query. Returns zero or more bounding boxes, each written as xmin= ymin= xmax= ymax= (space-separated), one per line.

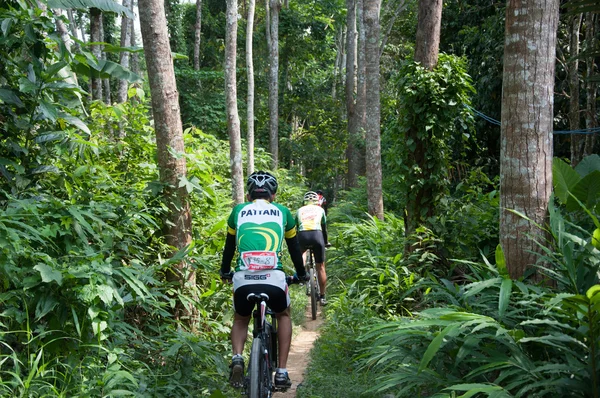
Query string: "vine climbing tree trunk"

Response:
xmin=403 ymin=0 xmax=443 ymax=241
xmin=364 ymin=0 xmax=383 ymax=220
xmin=138 ymin=0 xmax=196 ymax=323
xmin=500 ymin=0 xmax=559 ymax=279
xmin=247 ymin=0 xmax=256 ymax=175
xmin=226 ymin=0 xmax=244 ymax=204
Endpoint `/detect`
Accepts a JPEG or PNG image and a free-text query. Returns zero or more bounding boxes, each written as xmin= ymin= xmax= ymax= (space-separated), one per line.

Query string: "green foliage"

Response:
xmin=553 ymin=155 xmax=600 ymax=213
xmin=433 ymin=168 xmax=500 ymax=262
xmin=384 ymin=54 xmax=475 ymax=221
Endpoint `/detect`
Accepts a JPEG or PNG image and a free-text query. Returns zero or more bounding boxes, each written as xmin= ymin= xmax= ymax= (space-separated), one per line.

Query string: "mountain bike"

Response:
xmin=304 ymin=246 xmax=320 ymax=320
xmin=223 ymin=272 xmax=298 ymax=398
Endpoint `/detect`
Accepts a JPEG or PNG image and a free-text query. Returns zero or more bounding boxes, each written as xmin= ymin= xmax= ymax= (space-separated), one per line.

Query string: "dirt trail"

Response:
xmin=273 ymin=306 xmax=324 ymax=397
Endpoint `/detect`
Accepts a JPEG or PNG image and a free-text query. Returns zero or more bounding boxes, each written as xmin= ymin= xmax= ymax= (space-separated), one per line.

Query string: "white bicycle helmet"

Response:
xmin=247 ymin=171 xmax=278 ymax=196
xmin=303 ymin=191 xmax=319 ymax=203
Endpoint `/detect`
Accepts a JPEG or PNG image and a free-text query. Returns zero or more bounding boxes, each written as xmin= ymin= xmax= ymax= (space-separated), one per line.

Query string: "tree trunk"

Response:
xmin=584 ymin=12 xmax=597 ymax=156
xmin=90 ymin=8 xmax=103 ymax=101
xmin=54 ymin=9 xmax=72 ymax=51
xmin=247 ymin=0 xmax=256 ymax=175
xmin=99 ymin=13 xmax=111 ymax=104
xmin=130 ymin=0 xmax=139 ymax=75
xmin=117 ymin=0 xmax=132 ymax=104
xmin=346 ymin=0 xmax=359 ymax=188
xmin=356 ymin=0 xmax=367 ymax=175
xmin=66 ymin=9 xmax=81 ymax=52
xmin=138 ymin=0 xmax=196 ymax=322
xmin=500 ymin=0 xmax=559 ymax=279
xmin=404 ymin=0 xmax=443 ymax=240
xmin=414 ymin=0 xmax=442 ymax=70
xmin=193 ymin=0 xmax=203 ymax=70
xmin=569 ymin=14 xmax=583 ymax=166
xmin=268 ymin=0 xmax=281 ymax=169
xmin=226 ymin=0 xmax=245 ymax=204
xmin=364 ymin=0 xmax=383 ymax=220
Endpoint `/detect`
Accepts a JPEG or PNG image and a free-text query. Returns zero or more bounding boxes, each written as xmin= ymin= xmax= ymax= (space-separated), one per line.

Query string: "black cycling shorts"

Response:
xmin=232 ymin=270 xmax=290 ymax=317
xmin=298 ymin=230 xmax=325 ymax=263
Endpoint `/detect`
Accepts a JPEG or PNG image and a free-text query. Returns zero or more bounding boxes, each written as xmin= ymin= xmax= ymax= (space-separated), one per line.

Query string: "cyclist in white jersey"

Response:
xmin=220 ymin=171 xmax=307 ymax=389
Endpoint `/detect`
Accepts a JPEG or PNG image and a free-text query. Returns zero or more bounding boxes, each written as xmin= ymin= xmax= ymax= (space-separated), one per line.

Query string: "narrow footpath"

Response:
xmin=274 ymin=307 xmax=324 ymax=397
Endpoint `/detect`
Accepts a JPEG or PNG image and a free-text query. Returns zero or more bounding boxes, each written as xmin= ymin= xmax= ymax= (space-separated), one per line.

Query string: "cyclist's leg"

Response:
xmin=231 ymin=273 xmax=256 ymax=355
xmin=274 ymin=307 xmax=292 ymax=368
xmin=298 ymin=232 xmax=309 ymax=269
xmin=231 ymin=313 xmax=251 ymax=355
xmin=313 ymin=234 xmax=327 ymax=297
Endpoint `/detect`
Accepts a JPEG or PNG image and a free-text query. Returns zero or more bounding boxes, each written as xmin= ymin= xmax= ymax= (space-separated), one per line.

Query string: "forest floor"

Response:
xmin=273 ymin=305 xmax=324 ymax=397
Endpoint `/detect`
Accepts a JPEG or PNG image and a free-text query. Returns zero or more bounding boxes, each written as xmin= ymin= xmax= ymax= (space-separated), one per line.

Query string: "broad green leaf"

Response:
xmin=566 ymin=170 xmax=600 ymax=211
xmin=463 ymin=278 xmax=502 ymax=298
xmin=34 ymin=263 xmax=63 ymax=285
xmin=30 ymin=165 xmax=60 ymax=174
xmin=1 ymin=17 xmax=13 ymax=36
xmin=35 ymin=295 xmax=59 ymax=320
xmin=61 ymin=114 xmax=91 ymax=134
xmin=39 ymin=100 xmax=58 ymax=122
xmin=418 ymin=324 xmax=459 ymax=371
xmin=574 ymin=154 xmax=600 ymax=177
xmin=586 ymin=285 xmax=600 ymax=300
xmin=0 ymin=88 xmax=24 ymax=107
xmin=47 ymin=0 xmax=134 ymax=18
xmin=498 ymin=278 xmax=512 ymax=319
xmin=97 ymin=285 xmax=115 ymax=305
xmin=552 ymin=157 xmax=581 ymax=204
xmin=495 ymin=244 xmax=508 ymax=277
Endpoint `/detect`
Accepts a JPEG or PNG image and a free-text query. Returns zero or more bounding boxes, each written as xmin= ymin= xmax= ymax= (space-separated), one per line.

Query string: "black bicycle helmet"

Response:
xmin=303 ymin=191 xmax=319 ymax=203
xmin=247 ymin=171 xmax=278 ymax=196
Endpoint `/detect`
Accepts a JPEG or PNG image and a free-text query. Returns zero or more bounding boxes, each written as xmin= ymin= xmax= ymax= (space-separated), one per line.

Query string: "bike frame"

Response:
xmin=246 ymin=293 xmax=278 ymax=398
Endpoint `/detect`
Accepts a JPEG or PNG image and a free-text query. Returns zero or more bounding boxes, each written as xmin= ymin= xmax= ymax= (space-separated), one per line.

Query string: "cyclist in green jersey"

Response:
xmin=220 ymin=171 xmax=307 ymax=389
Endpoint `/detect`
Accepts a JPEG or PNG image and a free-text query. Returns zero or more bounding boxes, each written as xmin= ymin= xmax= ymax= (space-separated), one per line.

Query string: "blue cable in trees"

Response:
xmin=465 ymin=105 xmax=600 ymax=134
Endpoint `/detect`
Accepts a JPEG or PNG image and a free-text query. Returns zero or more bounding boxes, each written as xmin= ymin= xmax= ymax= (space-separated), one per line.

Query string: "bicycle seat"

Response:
xmin=246 ymin=292 xmax=270 ymax=303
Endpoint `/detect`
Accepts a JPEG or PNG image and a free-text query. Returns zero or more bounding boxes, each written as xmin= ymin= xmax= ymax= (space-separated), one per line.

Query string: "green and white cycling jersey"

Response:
xmin=227 ymin=199 xmax=298 ymax=272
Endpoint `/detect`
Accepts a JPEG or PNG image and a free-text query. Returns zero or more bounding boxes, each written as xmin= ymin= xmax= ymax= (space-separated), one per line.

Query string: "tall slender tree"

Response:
xmin=117 ymin=0 xmax=132 ymax=104
xmin=193 ymin=0 xmax=202 ymax=70
xmin=364 ymin=0 xmax=383 ymax=220
xmin=346 ymin=0 xmax=359 ymax=188
xmin=584 ymin=12 xmax=597 ymax=156
xmin=500 ymin=0 xmax=559 ymax=279
xmin=246 ymin=0 xmax=256 ymax=175
xmin=129 ymin=1 xmax=139 ymax=75
xmin=99 ymin=14 xmax=111 ymax=104
xmin=268 ymin=0 xmax=281 ymax=169
xmin=569 ymin=14 xmax=584 ymax=166
xmin=138 ymin=0 xmax=195 ymax=320
xmin=90 ymin=8 xmax=103 ymax=100
xmin=356 ymin=0 xmax=366 ymax=174
xmin=226 ymin=0 xmax=244 ymax=204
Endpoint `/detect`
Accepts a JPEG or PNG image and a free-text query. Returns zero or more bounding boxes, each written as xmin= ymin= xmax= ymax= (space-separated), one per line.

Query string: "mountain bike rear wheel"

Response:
xmin=310 ymin=267 xmax=318 ymax=320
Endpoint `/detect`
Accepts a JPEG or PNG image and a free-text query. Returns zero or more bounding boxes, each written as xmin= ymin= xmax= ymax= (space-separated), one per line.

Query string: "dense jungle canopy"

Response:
xmin=1 ymin=0 xmax=600 ymax=396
